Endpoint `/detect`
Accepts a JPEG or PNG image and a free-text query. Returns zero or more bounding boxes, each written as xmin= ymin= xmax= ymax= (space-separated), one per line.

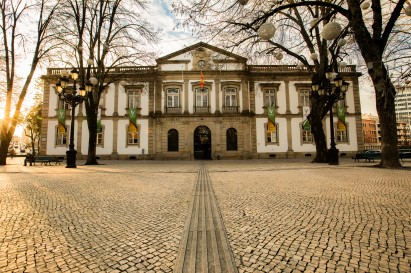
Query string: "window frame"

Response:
xmin=96 ymin=126 xmax=104 ymax=147
xmin=127 ymin=124 xmax=140 ymax=147
xmin=335 ymin=121 xmax=349 ymax=143
xmin=264 ymin=122 xmax=279 ymax=145
xmin=55 ymin=126 xmax=68 ymax=147
xmin=226 ymin=128 xmax=238 ymax=151
xmin=167 ymin=129 xmax=179 ymax=152
xmin=260 ymin=83 xmax=280 ymax=114
xmin=125 ymin=85 xmax=143 ymax=110
xmin=163 ymin=82 xmax=183 ymax=113
xmin=300 ymin=122 xmax=314 ymax=143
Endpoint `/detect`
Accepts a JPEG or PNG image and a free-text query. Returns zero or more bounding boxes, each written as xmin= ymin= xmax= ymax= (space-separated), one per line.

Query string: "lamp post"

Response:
xmin=55 ymin=69 xmax=93 ymax=168
xmin=311 ymin=73 xmax=349 ymax=165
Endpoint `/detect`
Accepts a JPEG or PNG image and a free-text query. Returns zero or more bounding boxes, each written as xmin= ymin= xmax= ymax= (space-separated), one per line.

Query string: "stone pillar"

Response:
xmin=242 ymin=79 xmax=249 ymax=115
xmin=215 ymin=79 xmax=221 ymax=115
xmin=184 ymin=79 xmax=189 ymax=114
xmin=284 ymin=80 xmax=294 ymax=157
xmin=155 ymin=78 xmax=162 ymax=116
xmin=111 ymin=119 xmax=119 ymax=159
xmin=113 ymin=82 xmax=119 ymax=116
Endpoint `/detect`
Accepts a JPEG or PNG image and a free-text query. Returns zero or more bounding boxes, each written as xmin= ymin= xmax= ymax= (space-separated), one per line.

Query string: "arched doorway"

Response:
xmin=194 ymin=126 xmax=211 ymax=160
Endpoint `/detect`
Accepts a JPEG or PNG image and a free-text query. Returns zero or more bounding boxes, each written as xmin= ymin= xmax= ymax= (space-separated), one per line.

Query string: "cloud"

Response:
xmin=147 ymin=0 xmax=200 ymax=55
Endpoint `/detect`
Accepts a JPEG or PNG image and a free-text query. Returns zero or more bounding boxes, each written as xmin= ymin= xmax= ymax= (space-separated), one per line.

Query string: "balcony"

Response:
xmin=194 ymin=106 xmax=210 ymax=113
xmin=165 ymin=107 xmax=182 ymax=114
xmin=223 ymin=106 xmax=239 ymax=113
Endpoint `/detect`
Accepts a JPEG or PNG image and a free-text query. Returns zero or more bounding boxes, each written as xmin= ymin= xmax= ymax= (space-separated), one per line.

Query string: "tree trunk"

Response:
xmin=369 ymin=63 xmax=401 ymax=168
xmin=0 ymin=134 xmax=11 ymax=165
xmin=85 ymin=108 xmax=99 ymax=165
xmin=310 ymin=111 xmax=328 ymax=163
xmin=0 ymin=125 xmax=13 ymax=165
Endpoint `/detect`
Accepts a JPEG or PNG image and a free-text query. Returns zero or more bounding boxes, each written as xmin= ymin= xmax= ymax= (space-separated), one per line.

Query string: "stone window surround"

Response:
xmin=221 ymin=81 xmax=240 ymax=107
xmin=264 ymin=122 xmax=279 ymax=146
xmin=126 ymin=124 xmax=141 ymax=147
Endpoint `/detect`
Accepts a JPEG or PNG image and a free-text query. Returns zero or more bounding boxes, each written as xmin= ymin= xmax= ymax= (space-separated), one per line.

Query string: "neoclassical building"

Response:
xmin=40 ymin=42 xmax=364 ymax=160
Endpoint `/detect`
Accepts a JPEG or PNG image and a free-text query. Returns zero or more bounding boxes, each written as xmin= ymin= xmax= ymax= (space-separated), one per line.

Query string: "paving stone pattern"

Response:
xmin=0 ymin=162 xmax=198 ymax=273
xmin=0 ymin=158 xmax=411 ymax=273
xmin=207 ymin=161 xmax=411 ymax=273
xmin=174 ymin=164 xmax=238 ymax=273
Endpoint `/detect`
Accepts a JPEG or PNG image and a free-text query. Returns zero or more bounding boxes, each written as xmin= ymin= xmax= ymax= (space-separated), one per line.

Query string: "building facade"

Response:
xmin=41 ymin=42 xmax=363 ymax=160
xmin=361 ymin=113 xmax=380 ymax=150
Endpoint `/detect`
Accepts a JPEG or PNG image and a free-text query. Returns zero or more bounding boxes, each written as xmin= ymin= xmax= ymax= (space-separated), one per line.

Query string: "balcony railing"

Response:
xmin=194 ymin=106 xmax=210 ymax=113
xmin=165 ymin=107 xmax=182 ymax=114
xmin=223 ymin=106 xmax=239 ymax=113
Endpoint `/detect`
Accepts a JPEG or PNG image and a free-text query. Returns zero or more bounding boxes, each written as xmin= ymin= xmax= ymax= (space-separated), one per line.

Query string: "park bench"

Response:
xmin=399 ymin=150 xmax=411 ymax=161
xmin=352 ymin=150 xmax=381 ymax=162
xmin=24 ymin=154 xmax=63 ymax=166
xmin=352 ymin=153 xmax=365 ymax=162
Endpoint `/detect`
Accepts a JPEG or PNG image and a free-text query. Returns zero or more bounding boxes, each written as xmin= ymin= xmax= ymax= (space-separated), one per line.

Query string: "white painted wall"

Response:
xmin=105 ymin=84 xmax=115 ymax=116
xmin=256 ymin=118 xmax=288 ymax=153
xmin=80 ymin=120 xmax=114 ymax=155
xmin=46 ymin=120 xmax=78 ymax=155
xmin=117 ymin=119 xmax=149 ymax=155
xmin=291 ymin=118 xmax=316 ymax=153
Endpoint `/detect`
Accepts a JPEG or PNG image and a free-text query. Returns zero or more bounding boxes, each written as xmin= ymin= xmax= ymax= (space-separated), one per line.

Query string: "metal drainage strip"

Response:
xmin=174 ymin=164 xmax=239 ymax=273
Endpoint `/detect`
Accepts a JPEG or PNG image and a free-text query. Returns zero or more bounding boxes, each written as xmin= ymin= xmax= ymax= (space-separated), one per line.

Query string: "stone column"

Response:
xmin=241 ymin=79 xmax=249 ymax=115
xmin=111 ymin=118 xmax=119 ymax=159
xmin=113 ymin=82 xmax=119 ymax=116
xmin=284 ymin=80 xmax=294 ymax=157
xmin=184 ymin=79 xmax=189 ymax=114
xmin=215 ymin=79 xmax=221 ymax=115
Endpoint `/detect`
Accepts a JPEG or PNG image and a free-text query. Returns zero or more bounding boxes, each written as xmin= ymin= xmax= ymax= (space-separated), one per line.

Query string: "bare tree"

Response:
xmin=24 ymin=100 xmax=42 ymax=156
xmin=54 ymin=0 xmax=159 ymax=165
xmin=172 ymin=0 xmax=411 ymax=168
xmin=0 ymin=0 xmax=61 ymax=165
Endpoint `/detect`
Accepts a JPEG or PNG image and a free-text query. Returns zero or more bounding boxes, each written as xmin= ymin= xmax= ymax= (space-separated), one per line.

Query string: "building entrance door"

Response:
xmin=194 ymin=126 xmax=211 ymax=160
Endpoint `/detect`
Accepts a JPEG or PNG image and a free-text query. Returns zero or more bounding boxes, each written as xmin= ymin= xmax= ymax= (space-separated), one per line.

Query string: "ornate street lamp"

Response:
xmin=55 ymin=69 xmax=93 ymax=168
xmin=312 ymin=73 xmax=349 ymax=165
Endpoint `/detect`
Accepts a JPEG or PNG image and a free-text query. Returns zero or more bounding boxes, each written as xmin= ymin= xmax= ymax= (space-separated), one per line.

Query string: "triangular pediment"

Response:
xmin=156 ymin=42 xmax=247 ymax=71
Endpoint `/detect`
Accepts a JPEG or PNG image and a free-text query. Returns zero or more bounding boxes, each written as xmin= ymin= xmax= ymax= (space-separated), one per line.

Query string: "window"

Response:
xmin=226 ymin=128 xmax=238 ymax=151
xmin=128 ymin=125 xmax=139 ymax=145
xmin=127 ymin=88 xmax=141 ymax=109
xmin=55 ymin=126 xmax=67 ymax=146
xmin=299 ymin=88 xmax=311 ymax=107
xmin=195 ymin=87 xmax=208 ymax=107
xmin=302 ymin=130 xmax=313 ymax=143
xmin=265 ymin=89 xmax=276 ymax=107
xmin=225 ymin=87 xmax=237 ymax=107
xmin=266 ymin=122 xmax=278 ymax=144
xmin=58 ymin=99 xmax=70 ymax=110
xmin=168 ymin=129 xmax=179 ymax=151
xmin=336 ymin=121 xmax=348 ymax=142
xmin=167 ymin=88 xmax=180 ymax=108
xmin=96 ymin=127 xmax=104 ymax=146
xmin=260 ymin=83 xmax=280 ymax=110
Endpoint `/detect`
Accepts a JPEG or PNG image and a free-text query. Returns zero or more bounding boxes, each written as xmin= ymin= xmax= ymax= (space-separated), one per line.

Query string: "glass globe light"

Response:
xmin=337 ymin=39 xmax=347 ymax=47
xmin=238 ymin=0 xmax=249 ymax=5
xmin=89 ymin=77 xmax=98 ymax=85
xmin=321 ymin=21 xmax=342 ymax=40
xmin=258 ymin=22 xmax=276 ymax=41
xmin=361 ymin=2 xmax=370 ymax=10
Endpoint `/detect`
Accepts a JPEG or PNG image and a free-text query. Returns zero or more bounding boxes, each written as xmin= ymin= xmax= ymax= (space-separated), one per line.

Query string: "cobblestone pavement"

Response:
xmin=1 ymin=158 xmax=411 ymax=273
xmin=0 ymin=160 xmax=198 ymax=273
xmin=207 ymin=160 xmax=411 ymax=273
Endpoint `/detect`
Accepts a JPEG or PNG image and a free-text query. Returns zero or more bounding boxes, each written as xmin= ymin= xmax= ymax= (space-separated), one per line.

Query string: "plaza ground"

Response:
xmin=1 ymin=157 xmax=410 ymax=272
